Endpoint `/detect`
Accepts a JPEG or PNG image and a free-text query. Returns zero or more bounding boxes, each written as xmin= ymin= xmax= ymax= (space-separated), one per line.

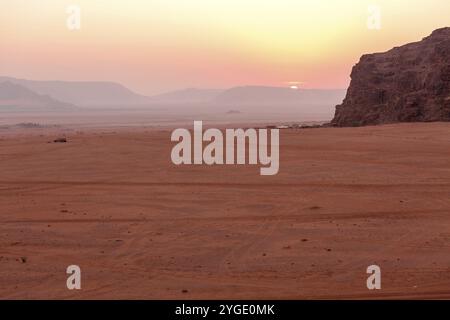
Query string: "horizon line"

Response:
xmin=0 ymin=75 xmax=348 ymax=97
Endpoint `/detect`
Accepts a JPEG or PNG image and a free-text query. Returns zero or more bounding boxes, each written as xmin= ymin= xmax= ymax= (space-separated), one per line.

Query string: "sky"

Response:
xmin=1 ymin=0 xmax=449 ymax=95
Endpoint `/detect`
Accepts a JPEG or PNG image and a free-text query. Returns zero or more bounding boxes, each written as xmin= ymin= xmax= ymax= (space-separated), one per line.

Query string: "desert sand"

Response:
xmin=0 ymin=122 xmax=449 ymax=299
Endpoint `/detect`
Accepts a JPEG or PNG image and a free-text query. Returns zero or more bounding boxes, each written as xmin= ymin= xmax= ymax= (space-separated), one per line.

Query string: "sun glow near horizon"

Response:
xmin=1 ymin=0 xmax=449 ymax=94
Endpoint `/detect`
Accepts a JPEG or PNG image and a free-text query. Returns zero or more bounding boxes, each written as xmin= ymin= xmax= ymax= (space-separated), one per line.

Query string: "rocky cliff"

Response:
xmin=332 ymin=27 xmax=450 ymax=127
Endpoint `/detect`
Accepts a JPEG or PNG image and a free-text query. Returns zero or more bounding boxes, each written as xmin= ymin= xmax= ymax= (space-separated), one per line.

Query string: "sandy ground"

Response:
xmin=0 ymin=122 xmax=449 ymax=299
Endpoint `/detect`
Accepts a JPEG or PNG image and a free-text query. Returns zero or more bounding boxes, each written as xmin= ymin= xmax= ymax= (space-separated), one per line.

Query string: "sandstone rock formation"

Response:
xmin=332 ymin=27 xmax=450 ymax=126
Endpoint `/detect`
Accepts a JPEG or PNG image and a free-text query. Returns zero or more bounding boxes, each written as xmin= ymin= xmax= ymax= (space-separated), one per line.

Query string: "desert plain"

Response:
xmin=0 ymin=121 xmax=449 ymax=299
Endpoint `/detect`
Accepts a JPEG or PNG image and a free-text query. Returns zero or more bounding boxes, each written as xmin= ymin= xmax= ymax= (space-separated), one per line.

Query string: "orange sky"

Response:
xmin=1 ymin=0 xmax=449 ymax=94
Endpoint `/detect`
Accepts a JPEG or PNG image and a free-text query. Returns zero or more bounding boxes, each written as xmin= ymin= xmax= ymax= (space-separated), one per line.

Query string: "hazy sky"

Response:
xmin=1 ymin=0 xmax=449 ymax=95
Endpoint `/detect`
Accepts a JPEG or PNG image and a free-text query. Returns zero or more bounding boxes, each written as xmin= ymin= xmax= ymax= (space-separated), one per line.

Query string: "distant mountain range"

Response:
xmin=0 ymin=76 xmax=149 ymax=107
xmin=150 ymin=88 xmax=223 ymax=105
xmin=0 ymin=81 xmax=75 ymax=111
xmin=213 ymin=86 xmax=346 ymax=106
xmin=0 ymin=76 xmax=346 ymax=113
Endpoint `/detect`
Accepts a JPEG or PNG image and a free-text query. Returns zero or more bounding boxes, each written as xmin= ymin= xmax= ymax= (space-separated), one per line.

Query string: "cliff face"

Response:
xmin=332 ymin=27 xmax=450 ymax=127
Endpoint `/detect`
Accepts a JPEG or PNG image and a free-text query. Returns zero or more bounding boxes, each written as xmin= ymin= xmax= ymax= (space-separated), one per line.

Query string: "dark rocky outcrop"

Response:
xmin=332 ymin=27 xmax=450 ymax=127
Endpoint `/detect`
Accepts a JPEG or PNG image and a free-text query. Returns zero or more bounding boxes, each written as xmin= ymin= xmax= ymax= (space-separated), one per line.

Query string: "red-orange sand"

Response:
xmin=0 ymin=123 xmax=449 ymax=299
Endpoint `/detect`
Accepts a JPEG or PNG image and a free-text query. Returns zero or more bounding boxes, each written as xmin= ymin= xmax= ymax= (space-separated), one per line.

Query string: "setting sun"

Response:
xmin=1 ymin=0 xmax=449 ymax=94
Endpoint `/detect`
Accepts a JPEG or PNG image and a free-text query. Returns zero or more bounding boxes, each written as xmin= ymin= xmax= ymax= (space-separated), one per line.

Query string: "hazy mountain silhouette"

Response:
xmin=0 ymin=77 xmax=346 ymax=115
xmin=0 ymin=81 xmax=76 ymax=111
xmin=150 ymin=86 xmax=346 ymax=111
xmin=0 ymin=77 xmax=150 ymax=107
xmin=214 ymin=86 xmax=346 ymax=106
xmin=150 ymin=88 xmax=223 ymax=104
